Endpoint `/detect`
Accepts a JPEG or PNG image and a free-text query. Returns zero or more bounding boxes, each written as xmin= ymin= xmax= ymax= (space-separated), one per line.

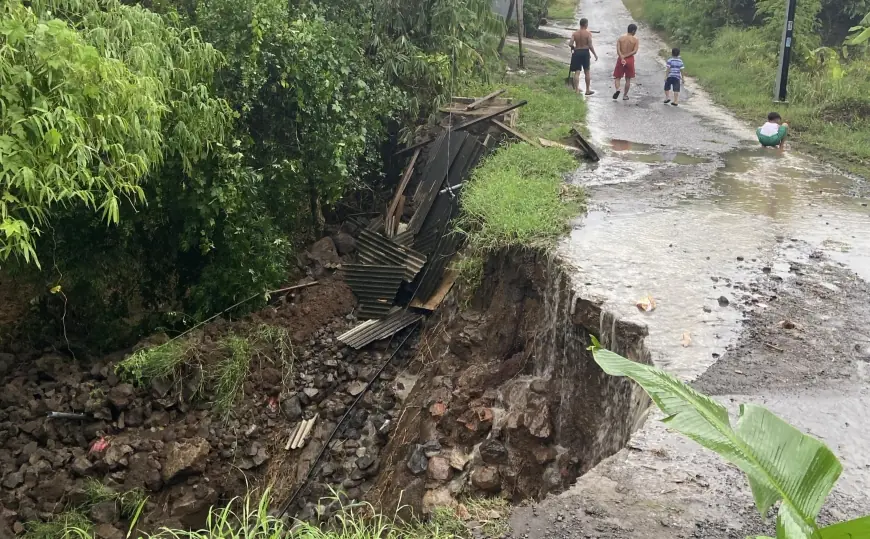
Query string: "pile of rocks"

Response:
xmin=0 ymin=278 xmax=418 ymax=536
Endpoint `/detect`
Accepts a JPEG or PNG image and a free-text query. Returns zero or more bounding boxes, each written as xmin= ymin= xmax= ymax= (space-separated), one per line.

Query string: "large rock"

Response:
xmin=471 ymin=466 xmax=501 ymax=492
xmin=480 ymin=439 xmax=508 ymax=464
xmin=422 ymin=487 xmax=455 ymax=515
xmin=407 ymin=445 xmax=428 ymax=476
xmin=90 ymin=500 xmax=119 ymax=524
xmin=162 ymin=438 xmax=210 ymax=483
xmin=307 ymin=237 xmax=340 ymax=267
xmin=427 ymin=456 xmax=452 ymax=482
xmin=108 ymin=384 xmax=135 ymax=409
xmin=103 ymin=443 xmax=134 ymax=469
xmin=94 ymin=524 xmax=124 ymax=539
xmin=332 ymin=232 xmax=357 ymax=256
xmin=282 ymin=395 xmax=303 ymax=421
xmin=1 ymin=471 xmax=23 ymax=489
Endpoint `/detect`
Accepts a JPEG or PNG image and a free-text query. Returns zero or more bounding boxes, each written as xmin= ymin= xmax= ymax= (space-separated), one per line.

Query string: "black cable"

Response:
xmin=275 ymin=324 xmax=420 ymax=519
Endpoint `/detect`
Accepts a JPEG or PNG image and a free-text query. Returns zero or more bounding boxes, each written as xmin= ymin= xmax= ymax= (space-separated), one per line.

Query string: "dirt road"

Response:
xmin=508 ymin=0 xmax=870 ymax=537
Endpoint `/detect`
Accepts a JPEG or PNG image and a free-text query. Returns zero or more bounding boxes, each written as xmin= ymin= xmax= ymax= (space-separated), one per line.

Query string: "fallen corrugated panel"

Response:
xmin=407 ymin=131 xmax=468 ymax=235
xmin=412 ymin=230 xmax=465 ymax=303
xmin=342 ymin=264 xmax=405 ymax=320
xmin=357 ymin=229 xmax=427 ymax=282
xmin=394 ymin=229 xmax=415 ymax=246
xmin=338 ymin=308 xmax=424 ymax=349
xmin=410 ymin=270 xmax=459 ymax=311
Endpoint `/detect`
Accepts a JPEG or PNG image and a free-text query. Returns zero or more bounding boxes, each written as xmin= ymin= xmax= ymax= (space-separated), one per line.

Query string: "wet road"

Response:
xmin=509 ymin=0 xmax=870 ymax=536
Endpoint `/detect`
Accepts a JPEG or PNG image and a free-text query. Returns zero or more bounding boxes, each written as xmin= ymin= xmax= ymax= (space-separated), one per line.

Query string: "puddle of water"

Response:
xmin=712 ymin=148 xmax=870 ymax=280
xmin=607 ymin=139 xmax=710 ymax=165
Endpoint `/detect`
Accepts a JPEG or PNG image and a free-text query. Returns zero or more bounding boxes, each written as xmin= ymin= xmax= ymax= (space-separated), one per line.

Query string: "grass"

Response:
xmin=37 ymin=489 xmax=510 ymax=539
xmin=24 ymin=512 xmax=92 ymax=539
xmin=627 ymin=0 xmax=870 ymax=177
xmin=465 ymin=44 xmax=587 ymax=141
xmin=546 ymin=0 xmax=576 ymax=21
xmin=213 ymin=334 xmax=252 ymax=415
xmin=116 ymin=338 xmax=194 ymax=387
xmin=458 ymin=143 xmax=583 ymax=252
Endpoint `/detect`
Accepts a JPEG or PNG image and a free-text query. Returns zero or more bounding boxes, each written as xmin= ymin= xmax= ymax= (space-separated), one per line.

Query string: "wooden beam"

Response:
xmin=465 ymin=89 xmax=507 ymax=111
xmin=385 ymin=148 xmax=421 ymax=236
xmin=394 ymin=100 xmax=529 ymax=157
xmin=538 ymin=137 xmax=582 ymax=154
xmin=491 ymin=119 xmax=537 ymax=145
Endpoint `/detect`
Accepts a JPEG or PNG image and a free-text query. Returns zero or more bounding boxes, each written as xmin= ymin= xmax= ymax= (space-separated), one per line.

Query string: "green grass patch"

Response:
xmin=465 ymin=44 xmax=585 ymax=141
xmin=458 ymin=144 xmax=583 ymax=252
xmin=116 ymin=338 xmax=194 ymax=388
xmin=24 ymin=512 xmax=92 ymax=539
xmin=36 ymin=488 xmax=510 ymax=539
xmin=546 ymin=0 xmax=576 ymax=21
xmin=213 ymin=334 xmax=252 ymax=415
xmin=83 ymin=479 xmax=148 ymax=520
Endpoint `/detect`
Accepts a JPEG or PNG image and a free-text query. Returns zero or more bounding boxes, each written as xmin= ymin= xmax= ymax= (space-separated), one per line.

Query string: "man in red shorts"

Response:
xmin=613 ymin=24 xmax=639 ymax=101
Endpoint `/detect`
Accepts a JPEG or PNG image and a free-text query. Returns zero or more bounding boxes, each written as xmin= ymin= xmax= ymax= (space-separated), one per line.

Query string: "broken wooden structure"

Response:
xmin=338 ymin=92 xmax=599 ymax=349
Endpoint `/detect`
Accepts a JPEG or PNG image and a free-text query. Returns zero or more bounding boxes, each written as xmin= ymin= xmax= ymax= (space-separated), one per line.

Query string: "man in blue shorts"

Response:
xmin=570 ymin=18 xmax=598 ymax=96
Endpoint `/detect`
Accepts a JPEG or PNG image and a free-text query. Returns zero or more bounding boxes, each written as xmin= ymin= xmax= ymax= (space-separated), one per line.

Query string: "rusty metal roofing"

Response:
xmin=357 ymin=229 xmax=426 ymax=282
xmin=337 ymin=308 xmax=423 ymax=349
xmin=341 ymin=264 xmax=405 ymax=320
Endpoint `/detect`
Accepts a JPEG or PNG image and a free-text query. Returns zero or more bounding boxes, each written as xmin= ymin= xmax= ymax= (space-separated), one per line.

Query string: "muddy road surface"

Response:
xmin=509 ymin=0 xmax=870 ymax=537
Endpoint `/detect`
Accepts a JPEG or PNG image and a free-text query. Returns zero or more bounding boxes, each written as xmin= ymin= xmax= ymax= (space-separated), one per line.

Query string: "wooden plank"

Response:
xmin=410 ymin=270 xmax=459 ymax=311
xmin=465 ymin=89 xmax=507 ymax=111
xmin=538 ymin=137 xmax=582 ymax=154
xmin=570 ymin=127 xmax=601 ymax=162
xmin=394 ymin=101 xmax=528 ymax=157
xmin=492 ymin=119 xmax=537 ymax=146
xmin=386 ymin=148 xmax=421 ymax=237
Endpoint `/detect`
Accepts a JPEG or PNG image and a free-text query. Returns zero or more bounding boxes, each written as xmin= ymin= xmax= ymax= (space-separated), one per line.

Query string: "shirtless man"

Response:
xmin=569 ymin=18 xmax=598 ymax=96
xmin=613 ymin=23 xmax=639 ymax=101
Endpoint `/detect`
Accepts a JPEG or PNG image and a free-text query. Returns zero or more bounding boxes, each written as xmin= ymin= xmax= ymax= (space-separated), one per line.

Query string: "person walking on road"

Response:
xmin=570 ymin=18 xmax=598 ymax=96
xmin=664 ymin=47 xmax=684 ymax=106
xmin=613 ymin=24 xmax=639 ymax=101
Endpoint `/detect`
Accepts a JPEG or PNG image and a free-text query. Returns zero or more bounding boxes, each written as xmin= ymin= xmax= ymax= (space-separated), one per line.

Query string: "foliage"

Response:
xmin=213 ymin=334 xmax=251 ymax=415
xmin=846 ymin=12 xmax=870 ymax=45
xmin=546 ymin=0 xmax=577 ymax=21
xmin=464 ymin=44 xmax=587 ymax=141
xmin=589 ymin=339 xmax=870 ymax=539
xmin=458 ymin=144 xmax=582 ymax=253
xmin=0 ymin=1 xmax=164 ymax=266
xmin=53 ymin=488 xmax=508 ymax=539
xmin=116 ymin=338 xmax=195 ymax=387
xmin=23 ymin=511 xmax=92 ymax=539
xmin=309 ymin=0 xmax=504 ymax=127
xmin=83 ymin=479 xmax=148 ymax=519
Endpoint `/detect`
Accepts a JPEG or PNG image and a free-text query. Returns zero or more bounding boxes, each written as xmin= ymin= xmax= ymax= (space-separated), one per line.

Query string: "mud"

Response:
xmin=369 ymin=248 xmax=652 ymax=515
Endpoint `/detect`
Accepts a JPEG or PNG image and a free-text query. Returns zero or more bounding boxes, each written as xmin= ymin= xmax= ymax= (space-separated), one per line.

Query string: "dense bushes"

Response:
xmin=0 ymin=0 xmax=504 ymax=350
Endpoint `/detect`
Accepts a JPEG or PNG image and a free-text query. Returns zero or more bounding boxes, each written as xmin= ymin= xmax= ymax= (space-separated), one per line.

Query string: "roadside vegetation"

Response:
xmin=29 ymin=490 xmax=510 ymax=539
xmin=626 ymin=0 xmax=870 ymax=176
xmin=591 ymin=339 xmax=870 ymax=539
xmin=456 ymin=46 xmax=587 ymax=293
xmin=0 ymin=0 xmax=504 ymax=351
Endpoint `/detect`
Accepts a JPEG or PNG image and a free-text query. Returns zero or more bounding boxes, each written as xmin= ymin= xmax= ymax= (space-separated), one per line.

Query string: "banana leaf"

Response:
xmin=589 ymin=338 xmax=844 ymax=539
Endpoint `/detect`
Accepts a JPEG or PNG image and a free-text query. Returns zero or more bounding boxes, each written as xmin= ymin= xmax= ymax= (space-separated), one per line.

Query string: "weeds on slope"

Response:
xmin=42 ymin=488 xmax=510 ymax=539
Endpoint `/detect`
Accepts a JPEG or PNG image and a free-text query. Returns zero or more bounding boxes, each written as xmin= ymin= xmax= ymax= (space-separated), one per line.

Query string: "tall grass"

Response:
xmin=213 ymin=334 xmax=252 ymax=415
xmin=458 ymin=144 xmax=583 ymax=252
xmin=116 ymin=339 xmax=194 ymax=387
xmin=50 ymin=489 xmax=508 ymax=539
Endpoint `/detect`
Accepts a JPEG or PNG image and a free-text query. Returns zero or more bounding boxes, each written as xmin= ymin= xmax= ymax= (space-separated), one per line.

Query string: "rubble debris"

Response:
xmin=386 ymin=148 xmax=421 ymax=238
xmin=338 ymin=308 xmax=423 ymax=349
xmin=464 ymin=88 xmax=507 ymax=111
xmin=286 ymin=414 xmax=319 ymax=450
xmin=636 ymin=295 xmax=657 ymax=312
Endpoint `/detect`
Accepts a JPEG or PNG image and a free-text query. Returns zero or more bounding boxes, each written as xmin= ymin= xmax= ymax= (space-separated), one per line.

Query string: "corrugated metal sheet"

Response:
xmin=407 ymin=131 xmax=468 ymax=235
xmin=394 ymin=229 xmax=415 ymax=246
xmin=357 ymin=229 xmax=426 ymax=282
xmin=412 ymin=229 xmax=465 ymax=303
xmin=337 ymin=308 xmax=423 ymax=349
xmin=342 ymin=264 xmax=405 ymax=320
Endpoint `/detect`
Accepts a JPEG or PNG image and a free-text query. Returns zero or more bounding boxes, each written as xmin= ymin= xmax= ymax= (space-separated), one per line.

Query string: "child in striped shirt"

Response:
xmin=664 ymin=48 xmax=684 ymax=106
